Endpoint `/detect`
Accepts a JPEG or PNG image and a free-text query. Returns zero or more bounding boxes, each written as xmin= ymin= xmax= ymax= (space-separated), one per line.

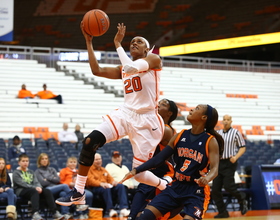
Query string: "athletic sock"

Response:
xmin=75 ymin=174 xmax=87 ymax=194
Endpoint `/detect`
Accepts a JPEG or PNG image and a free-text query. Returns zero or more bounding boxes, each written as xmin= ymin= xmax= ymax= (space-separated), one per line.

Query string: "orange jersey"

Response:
xmin=86 ymin=165 xmax=114 ymax=187
xmin=59 ymin=167 xmax=77 ymax=187
xmin=36 ymin=90 xmax=56 ymax=99
xmin=18 ymin=89 xmax=35 ymax=98
xmin=122 ymin=68 xmax=161 ymax=112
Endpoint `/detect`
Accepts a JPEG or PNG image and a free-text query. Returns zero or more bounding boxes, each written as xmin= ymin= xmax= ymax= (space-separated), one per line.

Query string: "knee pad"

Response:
xmin=79 ymin=130 xmax=106 ymax=166
xmin=136 ymin=209 xmax=156 ymax=220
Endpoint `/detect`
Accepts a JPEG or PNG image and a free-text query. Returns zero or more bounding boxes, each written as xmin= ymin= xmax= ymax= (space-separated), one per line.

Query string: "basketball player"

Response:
xmin=56 ymin=22 xmax=166 ymax=206
xmin=121 ymin=104 xmax=224 ymax=220
xmin=128 ymin=98 xmax=178 ymax=220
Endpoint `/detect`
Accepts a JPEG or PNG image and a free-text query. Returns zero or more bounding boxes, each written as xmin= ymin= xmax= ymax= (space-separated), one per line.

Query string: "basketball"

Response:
xmin=82 ymin=9 xmax=110 ymax=36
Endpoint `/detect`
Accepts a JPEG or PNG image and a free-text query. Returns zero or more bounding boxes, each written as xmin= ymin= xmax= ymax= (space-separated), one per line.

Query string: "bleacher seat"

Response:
xmin=0 ymin=58 xmax=280 ymax=177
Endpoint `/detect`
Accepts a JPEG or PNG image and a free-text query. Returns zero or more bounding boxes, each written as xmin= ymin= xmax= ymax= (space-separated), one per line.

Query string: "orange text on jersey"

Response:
xmin=175 ymin=172 xmax=191 ymax=181
xmin=177 ymin=147 xmax=203 ymax=163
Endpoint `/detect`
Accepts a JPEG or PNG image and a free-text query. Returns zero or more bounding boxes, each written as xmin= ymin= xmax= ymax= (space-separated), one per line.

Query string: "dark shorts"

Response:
xmin=148 ymin=181 xmax=208 ymax=219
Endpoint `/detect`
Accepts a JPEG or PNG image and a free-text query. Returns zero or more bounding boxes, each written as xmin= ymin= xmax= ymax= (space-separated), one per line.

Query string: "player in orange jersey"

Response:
xmin=56 ymin=23 xmax=167 ymax=207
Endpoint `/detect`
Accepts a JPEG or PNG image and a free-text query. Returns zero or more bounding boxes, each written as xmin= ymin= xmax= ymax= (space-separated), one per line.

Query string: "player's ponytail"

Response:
xmin=166 ymin=99 xmax=178 ymax=132
xmin=205 ymin=105 xmax=224 ymax=158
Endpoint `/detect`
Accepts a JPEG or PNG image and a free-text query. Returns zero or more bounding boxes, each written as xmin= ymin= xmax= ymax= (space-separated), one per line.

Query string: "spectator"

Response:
xmin=212 ymin=114 xmax=248 ymax=218
xmin=74 ymin=124 xmax=84 ymax=143
xmin=36 ymin=83 xmax=63 ymax=104
xmin=58 ymin=123 xmax=78 ymax=144
xmin=86 ymin=153 xmax=130 ymax=218
xmin=17 ymin=84 xmax=35 ymax=99
xmin=59 ymin=157 xmax=93 ymax=219
xmin=8 ymin=135 xmax=25 ymax=161
xmin=13 ymin=154 xmax=65 ymax=220
xmin=105 ymin=151 xmax=138 ymax=206
xmin=34 ymin=153 xmax=74 ymax=219
xmin=0 ymin=157 xmax=17 ymax=220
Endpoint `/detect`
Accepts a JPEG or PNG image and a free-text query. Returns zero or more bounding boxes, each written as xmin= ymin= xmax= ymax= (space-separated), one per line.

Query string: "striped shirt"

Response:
xmin=217 ymin=127 xmax=246 ymax=159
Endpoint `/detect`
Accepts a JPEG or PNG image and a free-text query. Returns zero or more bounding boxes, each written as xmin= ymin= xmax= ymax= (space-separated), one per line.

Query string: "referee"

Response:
xmin=212 ymin=114 xmax=248 ymax=218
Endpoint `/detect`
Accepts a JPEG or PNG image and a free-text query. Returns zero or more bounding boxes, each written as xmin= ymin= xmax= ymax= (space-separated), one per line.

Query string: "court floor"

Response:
xmin=83 ymin=209 xmax=280 ymax=220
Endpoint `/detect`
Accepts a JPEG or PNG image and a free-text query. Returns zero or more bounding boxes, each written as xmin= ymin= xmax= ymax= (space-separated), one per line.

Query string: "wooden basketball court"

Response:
xmin=79 ymin=209 xmax=280 ymax=220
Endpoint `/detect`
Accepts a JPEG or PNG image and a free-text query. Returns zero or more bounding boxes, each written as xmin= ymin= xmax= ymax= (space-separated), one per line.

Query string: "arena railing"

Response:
xmin=0 ymin=45 xmax=280 ymax=73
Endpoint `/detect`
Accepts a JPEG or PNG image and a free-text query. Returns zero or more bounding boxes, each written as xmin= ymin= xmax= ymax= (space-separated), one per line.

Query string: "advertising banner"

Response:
xmin=0 ymin=0 xmax=14 ymax=41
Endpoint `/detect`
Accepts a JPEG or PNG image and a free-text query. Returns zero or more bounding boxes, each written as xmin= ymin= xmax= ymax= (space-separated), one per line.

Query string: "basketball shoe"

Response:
xmin=56 ymin=188 xmax=85 ymax=206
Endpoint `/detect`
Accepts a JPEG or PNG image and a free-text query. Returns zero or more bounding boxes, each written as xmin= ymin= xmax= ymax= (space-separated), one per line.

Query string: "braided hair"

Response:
xmin=204 ymin=105 xmax=224 ymax=158
xmin=165 ymin=99 xmax=178 ymax=132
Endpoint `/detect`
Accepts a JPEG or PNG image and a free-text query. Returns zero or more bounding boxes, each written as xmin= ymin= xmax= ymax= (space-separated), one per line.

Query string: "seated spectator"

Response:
xmin=105 ymin=151 xmax=138 ymax=207
xmin=13 ymin=154 xmax=65 ymax=220
xmin=8 ymin=135 xmax=25 ymax=162
xmin=34 ymin=153 xmax=74 ymax=219
xmin=17 ymin=84 xmax=35 ymax=99
xmin=36 ymin=83 xmax=63 ymax=104
xmin=58 ymin=157 xmax=92 ymax=219
xmin=58 ymin=123 xmax=78 ymax=144
xmin=86 ymin=153 xmax=130 ymax=218
xmin=0 ymin=157 xmax=17 ymax=220
xmin=74 ymin=124 xmax=84 ymax=143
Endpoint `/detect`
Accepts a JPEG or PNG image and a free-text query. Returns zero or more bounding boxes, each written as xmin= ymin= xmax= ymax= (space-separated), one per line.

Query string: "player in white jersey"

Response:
xmin=56 ymin=23 xmax=167 ymax=208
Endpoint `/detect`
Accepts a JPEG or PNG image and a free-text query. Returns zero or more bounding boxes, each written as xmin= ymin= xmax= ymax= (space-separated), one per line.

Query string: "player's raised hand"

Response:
xmin=119 ymin=168 xmax=137 ymax=184
xmin=114 ymin=23 xmax=126 ymax=48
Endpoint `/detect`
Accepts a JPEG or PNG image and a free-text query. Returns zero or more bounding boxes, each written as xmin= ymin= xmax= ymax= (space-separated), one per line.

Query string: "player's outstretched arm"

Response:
xmin=80 ymin=22 xmax=121 ymax=79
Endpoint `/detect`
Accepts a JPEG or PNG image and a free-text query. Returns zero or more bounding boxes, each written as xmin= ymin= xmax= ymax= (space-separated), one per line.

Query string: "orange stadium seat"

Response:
xmin=266 ymin=125 xmax=275 ymax=131
xmin=252 ymin=125 xmax=262 ymax=130
xmin=215 ymin=120 xmax=223 ymax=130
xmin=246 ymin=130 xmax=254 ymax=135
xmin=37 ymin=127 xmax=49 ymax=133
xmin=34 ymin=132 xmax=48 ymax=140
xmin=233 ymin=125 xmax=243 ymax=134
xmin=47 ymin=132 xmax=58 ymax=141
xmin=23 ymin=127 xmax=36 ymax=134
xmin=254 ymin=130 xmax=264 ymax=135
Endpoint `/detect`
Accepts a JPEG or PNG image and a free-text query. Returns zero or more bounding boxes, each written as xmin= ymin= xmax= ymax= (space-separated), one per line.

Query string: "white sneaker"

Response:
xmin=63 ymin=213 xmax=73 ymax=220
xmin=109 ymin=209 xmax=118 ymax=217
xmin=76 ymin=204 xmax=89 ymax=211
xmin=53 ymin=210 xmax=65 ymax=220
xmin=79 ymin=214 xmax=88 ymax=219
xmin=31 ymin=212 xmax=43 ymax=220
xmin=120 ymin=208 xmax=130 ymax=217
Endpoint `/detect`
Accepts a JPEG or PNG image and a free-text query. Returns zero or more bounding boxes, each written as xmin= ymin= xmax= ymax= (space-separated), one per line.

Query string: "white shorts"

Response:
xmin=95 ymin=105 xmax=164 ymax=167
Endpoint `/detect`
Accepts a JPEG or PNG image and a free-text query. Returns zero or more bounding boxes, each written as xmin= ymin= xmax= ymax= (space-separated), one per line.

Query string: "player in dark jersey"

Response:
xmin=121 ymin=104 xmax=224 ymax=220
xmin=128 ymin=98 xmax=178 ymax=220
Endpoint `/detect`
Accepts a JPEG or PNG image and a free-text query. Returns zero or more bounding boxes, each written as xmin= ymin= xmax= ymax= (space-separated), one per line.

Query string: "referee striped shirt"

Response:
xmin=217 ymin=127 xmax=246 ymax=159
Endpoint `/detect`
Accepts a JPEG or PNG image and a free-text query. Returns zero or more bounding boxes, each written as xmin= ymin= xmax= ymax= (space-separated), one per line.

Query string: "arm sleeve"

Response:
xmin=116 ymin=47 xmax=149 ymax=74
xmin=236 ymin=130 xmax=246 ymax=147
xmin=136 ymin=145 xmax=175 ymax=173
